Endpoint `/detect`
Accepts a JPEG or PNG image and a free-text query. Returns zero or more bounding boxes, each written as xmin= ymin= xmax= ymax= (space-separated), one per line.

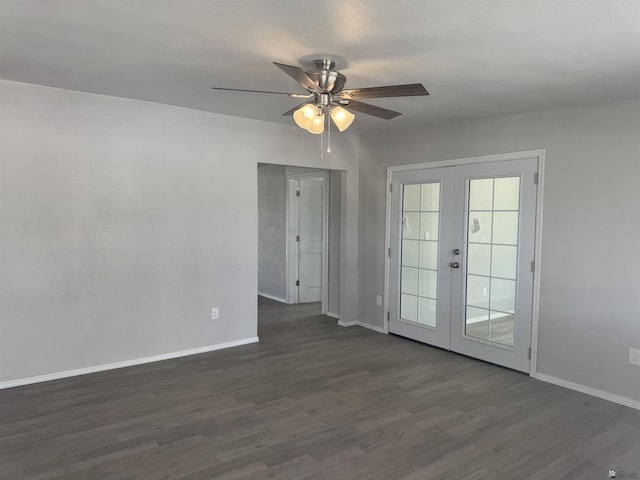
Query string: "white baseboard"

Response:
xmin=0 ymin=337 xmax=260 ymax=390
xmin=258 ymin=292 xmax=288 ymax=304
xmin=534 ymin=373 xmax=640 ymax=411
xmin=326 ymin=311 xmax=340 ymax=319
xmin=337 ymin=320 xmax=387 ymax=334
xmin=338 ymin=320 xmax=357 ymax=327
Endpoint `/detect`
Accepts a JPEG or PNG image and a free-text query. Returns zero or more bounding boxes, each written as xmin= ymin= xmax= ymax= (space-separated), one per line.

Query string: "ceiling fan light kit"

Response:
xmin=330 ymin=106 xmax=355 ymax=132
xmin=307 ymin=112 xmax=325 ymax=135
xmin=292 ymin=104 xmax=353 ymax=134
xmin=211 ymin=58 xmax=429 ymax=153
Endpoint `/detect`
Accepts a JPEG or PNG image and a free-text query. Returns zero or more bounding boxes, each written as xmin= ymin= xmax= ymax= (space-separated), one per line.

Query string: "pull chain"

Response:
xmin=320 ymin=128 xmax=324 ymax=159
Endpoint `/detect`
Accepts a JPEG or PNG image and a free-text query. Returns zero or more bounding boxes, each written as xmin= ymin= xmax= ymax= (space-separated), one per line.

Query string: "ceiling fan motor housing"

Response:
xmin=306 ymin=59 xmax=346 ymax=94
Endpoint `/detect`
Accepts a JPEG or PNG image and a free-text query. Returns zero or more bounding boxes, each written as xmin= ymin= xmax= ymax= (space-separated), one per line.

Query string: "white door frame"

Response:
xmin=286 ymin=171 xmax=329 ymax=313
xmin=383 ymin=149 xmax=545 ymax=378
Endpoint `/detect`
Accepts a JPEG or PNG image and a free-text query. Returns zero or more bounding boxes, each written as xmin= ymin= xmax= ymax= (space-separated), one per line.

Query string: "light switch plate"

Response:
xmin=629 ymin=347 xmax=640 ymax=366
xmin=211 ymin=307 xmax=219 ymax=320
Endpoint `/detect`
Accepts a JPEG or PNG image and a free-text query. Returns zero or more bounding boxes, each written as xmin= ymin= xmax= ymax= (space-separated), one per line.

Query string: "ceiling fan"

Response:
xmin=211 ymin=59 xmax=429 ymax=135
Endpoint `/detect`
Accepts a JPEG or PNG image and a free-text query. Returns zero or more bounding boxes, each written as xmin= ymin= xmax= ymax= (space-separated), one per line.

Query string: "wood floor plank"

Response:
xmin=1 ymin=296 xmax=638 ymax=479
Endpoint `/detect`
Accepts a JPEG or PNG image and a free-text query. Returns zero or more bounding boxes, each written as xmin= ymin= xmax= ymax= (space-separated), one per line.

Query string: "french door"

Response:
xmin=388 ymin=158 xmax=538 ymax=372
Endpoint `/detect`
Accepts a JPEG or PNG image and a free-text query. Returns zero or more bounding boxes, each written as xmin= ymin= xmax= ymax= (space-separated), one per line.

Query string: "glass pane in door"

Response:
xmin=400 ymin=182 xmax=440 ymax=327
xmin=464 ymin=177 xmax=520 ymax=347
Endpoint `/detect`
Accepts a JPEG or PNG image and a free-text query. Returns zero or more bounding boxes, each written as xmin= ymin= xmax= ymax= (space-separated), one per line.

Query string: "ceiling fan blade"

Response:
xmin=281 ymin=101 xmax=312 ymax=116
xmin=338 ymin=83 xmax=429 ymax=99
xmin=211 ymin=86 xmax=311 ymax=98
xmin=339 ymin=100 xmax=402 ymax=120
xmin=273 ymin=62 xmax=318 ymax=92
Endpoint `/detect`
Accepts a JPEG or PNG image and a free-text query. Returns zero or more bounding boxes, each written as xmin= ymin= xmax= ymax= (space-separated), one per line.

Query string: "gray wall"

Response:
xmin=328 ymin=170 xmax=341 ymax=316
xmin=0 ymin=80 xmax=360 ymax=383
xmin=257 ymin=164 xmax=286 ymax=300
xmin=358 ymin=98 xmax=640 ymax=401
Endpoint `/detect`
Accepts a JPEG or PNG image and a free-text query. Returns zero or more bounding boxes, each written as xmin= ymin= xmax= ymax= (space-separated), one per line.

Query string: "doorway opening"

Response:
xmin=257 ymin=164 xmax=341 ymax=318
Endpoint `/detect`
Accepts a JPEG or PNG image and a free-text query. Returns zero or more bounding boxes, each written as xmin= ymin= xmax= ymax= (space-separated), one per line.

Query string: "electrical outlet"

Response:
xmin=211 ymin=307 xmax=219 ymax=320
xmin=629 ymin=347 xmax=640 ymax=366
xmin=376 ymin=295 xmax=382 ymax=306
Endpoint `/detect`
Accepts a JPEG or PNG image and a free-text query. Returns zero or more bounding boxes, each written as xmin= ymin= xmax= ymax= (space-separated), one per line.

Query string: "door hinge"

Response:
xmin=388 ymin=247 xmax=391 ymax=258
xmin=389 ymin=183 xmax=393 ymax=193
xmin=296 ymin=280 xmax=300 ymax=286
xmin=387 ymin=311 xmax=390 ymax=322
xmin=534 ymin=172 xmax=538 ymax=185
xmin=531 ymin=260 xmax=535 ymax=273
xmin=528 ymin=348 xmax=532 ymax=359
xmin=296 ymin=190 xmax=300 ymax=197
xmin=296 ymin=235 xmax=300 ymax=242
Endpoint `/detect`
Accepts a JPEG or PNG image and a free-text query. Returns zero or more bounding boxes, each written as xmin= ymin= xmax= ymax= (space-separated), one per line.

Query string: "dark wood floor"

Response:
xmin=1 ymin=297 xmax=639 ymax=479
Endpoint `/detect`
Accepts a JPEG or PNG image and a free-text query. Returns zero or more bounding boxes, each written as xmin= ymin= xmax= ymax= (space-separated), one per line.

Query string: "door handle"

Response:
xmin=450 ymin=262 xmax=460 ymax=269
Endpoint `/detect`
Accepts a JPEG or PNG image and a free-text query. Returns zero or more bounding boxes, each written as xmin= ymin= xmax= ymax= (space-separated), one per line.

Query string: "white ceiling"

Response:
xmin=1 ymin=0 xmax=639 ymax=134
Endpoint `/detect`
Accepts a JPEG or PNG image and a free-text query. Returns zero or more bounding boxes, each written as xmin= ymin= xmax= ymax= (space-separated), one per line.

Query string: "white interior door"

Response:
xmin=389 ymin=157 xmax=538 ymax=372
xmin=298 ymin=175 xmax=324 ymax=303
